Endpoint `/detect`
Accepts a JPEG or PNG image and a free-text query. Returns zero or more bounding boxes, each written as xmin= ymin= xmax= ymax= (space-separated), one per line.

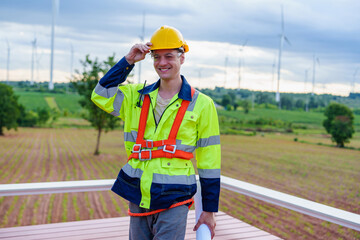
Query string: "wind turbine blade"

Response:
xmin=242 ymin=39 xmax=248 ymax=48
xmin=284 ymin=36 xmax=291 ymax=46
xmin=317 ymin=57 xmax=320 ymax=65
xmin=281 ymin=5 xmax=284 ymax=33
xmin=54 ymin=0 xmax=59 ymax=15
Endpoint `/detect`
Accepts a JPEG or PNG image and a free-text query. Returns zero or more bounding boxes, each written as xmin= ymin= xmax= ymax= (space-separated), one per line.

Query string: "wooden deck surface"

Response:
xmin=0 ymin=211 xmax=281 ymax=240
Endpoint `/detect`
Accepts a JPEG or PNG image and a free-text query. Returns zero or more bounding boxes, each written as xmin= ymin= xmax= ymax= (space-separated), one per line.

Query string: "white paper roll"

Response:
xmin=194 ymin=181 xmax=211 ymax=240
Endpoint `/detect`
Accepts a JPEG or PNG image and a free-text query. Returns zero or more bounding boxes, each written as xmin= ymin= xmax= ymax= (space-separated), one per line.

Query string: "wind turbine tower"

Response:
xmin=352 ymin=68 xmax=359 ymax=93
xmin=237 ymin=40 xmax=247 ymax=91
xmin=271 ymin=58 xmax=276 ymax=92
xmin=6 ymin=39 xmax=10 ymax=84
xmin=311 ymin=54 xmax=320 ymax=96
xmin=70 ymin=43 xmax=74 ymax=78
xmin=49 ymin=0 xmax=59 ymax=90
xmin=138 ymin=11 xmax=145 ymax=84
xmin=31 ymin=37 xmax=37 ymax=85
xmin=224 ymin=56 xmax=228 ymax=88
xmin=304 ymin=69 xmax=309 ymax=112
xmin=275 ymin=5 xmax=290 ymax=109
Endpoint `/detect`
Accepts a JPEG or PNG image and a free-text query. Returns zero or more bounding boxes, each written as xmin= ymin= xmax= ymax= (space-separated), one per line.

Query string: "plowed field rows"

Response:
xmin=0 ymin=128 xmax=359 ymax=239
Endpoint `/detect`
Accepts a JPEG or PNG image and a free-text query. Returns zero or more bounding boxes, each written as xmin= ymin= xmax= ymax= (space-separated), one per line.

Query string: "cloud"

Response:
xmin=0 ymin=0 xmax=359 ymax=95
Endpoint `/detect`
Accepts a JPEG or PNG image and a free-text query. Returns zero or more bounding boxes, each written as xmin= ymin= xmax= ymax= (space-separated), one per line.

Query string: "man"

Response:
xmin=91 ymin=26 xmax=221 ymax=239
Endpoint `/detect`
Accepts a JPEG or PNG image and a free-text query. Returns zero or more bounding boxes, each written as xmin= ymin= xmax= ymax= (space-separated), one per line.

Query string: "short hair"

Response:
xmin=150 ymin=48 xmax=184 ymax=58
xmin=177 ymin=47 xmax=185 ymax=53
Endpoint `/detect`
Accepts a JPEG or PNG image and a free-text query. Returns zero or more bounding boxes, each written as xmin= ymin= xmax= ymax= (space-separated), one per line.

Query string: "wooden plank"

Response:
xmin=0 ymin=210 xmax=281 ymax=240
xmin=0 ymin=217 xmax=129 ymax=233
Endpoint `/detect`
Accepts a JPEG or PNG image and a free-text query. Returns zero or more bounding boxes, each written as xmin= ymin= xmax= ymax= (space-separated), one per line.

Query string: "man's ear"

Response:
xmin=180 ymin=54 xmax=185 ymax=65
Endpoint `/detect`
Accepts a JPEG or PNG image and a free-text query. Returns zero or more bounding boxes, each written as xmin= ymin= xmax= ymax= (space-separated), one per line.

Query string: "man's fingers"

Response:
xmin=194 ymin=222 xmax=215 ymax=239
xmin=208 ymin=224 xmax=215 ymax=239
xmin=193 ymin=221 xmax=201 ymax=231
xmin=134 ymin=44 xmax=150 ymax=55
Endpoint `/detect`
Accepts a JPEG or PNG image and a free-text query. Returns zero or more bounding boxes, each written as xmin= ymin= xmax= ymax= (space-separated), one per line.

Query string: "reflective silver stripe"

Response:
xmin=176 ymin=139 xmax=196 ymax=152
xmin=187 ymin=90 xmax=199 ymax=112
xmin=156 ymin=139 xmax=196 ymax=152
xmin=152 ymin=173 xmax=196 ymax=185
xmin=198 ymin=169 xmax=221 ymax=179
xmin=122 ymin=163 xmax=143 ymax=178
xmin=124 ymin=131 xmax=138 ymax=143
xmin=110 ymin=110 xmax=120 ymax=117
xmin=94 ymin=83 xmax=118 ymax=98
xmin=197 ymin=135 xmax=220 ymax=148
xmin=111 ymin=89 xmax=125 ymax=117
xmin=176 ymin=144 xmax=196 ymax=152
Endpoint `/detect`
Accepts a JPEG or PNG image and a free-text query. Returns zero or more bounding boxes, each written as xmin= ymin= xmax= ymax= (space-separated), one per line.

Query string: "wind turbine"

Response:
xmin=224 ymin=55 xmax=228 ymax=88
xmin=198 ymin=68 xmax=202 ymax=87
xmin=271 ymin=57 xmax=276 ymax=92
xmin=275 ymin=5 xmax=291 ymax=109
xmin=352 ymin=68 xmax=359 ymax=93
xmin=6 ymin=39 xmax=10 ymax=84
xmin=36 ymin=50 xmax=44 ymax=82
xmin=49 ymin=0 xmax=59 ymax=90
xmin=31 ymin=36 xmax=37 ymax=85
xmin=311 ymin=54 xmax=320 ymax=96
xmin=70 ymin=43 xmax=74 ymax=78
xmin=304 ymin=69 xmax=309 ymax=112
xmin=237 ymin=40 xmax=247 ymax=91
xmin=138 ymin=11 xmax=145 ymax=84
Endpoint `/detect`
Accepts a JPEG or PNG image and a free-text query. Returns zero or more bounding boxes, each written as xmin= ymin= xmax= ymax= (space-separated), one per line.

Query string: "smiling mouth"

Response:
xmin=159 ymin=68 xmax=170 ymax=72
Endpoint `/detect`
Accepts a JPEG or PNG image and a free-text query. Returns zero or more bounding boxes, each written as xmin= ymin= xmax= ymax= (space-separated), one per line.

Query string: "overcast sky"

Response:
xmin=0 ymin=0 xmax=359 ymax=95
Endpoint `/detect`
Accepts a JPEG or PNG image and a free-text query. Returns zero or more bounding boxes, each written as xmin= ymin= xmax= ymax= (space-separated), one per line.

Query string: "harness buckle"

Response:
xmin=163 ymin=145 xmax=177 ymax=154
xmin=139 ymin=149 xmax=152 ymax=161
xmin=145 ymin=140 xmax=153 ymax=148
xmin=132 ymin=144 xmax=142 ymax=153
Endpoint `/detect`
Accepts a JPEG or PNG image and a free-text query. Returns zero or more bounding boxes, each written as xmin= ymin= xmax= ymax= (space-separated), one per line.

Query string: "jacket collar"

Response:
xmin=138 ymin=75 xmax=192 ymax=101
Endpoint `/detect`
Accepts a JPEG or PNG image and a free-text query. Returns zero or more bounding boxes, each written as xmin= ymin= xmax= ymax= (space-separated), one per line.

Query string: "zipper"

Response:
xmin=151 ymin=97 xmax=179 ymax=133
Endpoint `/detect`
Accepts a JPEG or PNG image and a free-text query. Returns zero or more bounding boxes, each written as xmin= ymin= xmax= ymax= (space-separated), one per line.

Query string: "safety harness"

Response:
xmin=128 ymin=87 xmax=195 ymax=217
xmin=128 ymin=87 xmax=195 ymax=162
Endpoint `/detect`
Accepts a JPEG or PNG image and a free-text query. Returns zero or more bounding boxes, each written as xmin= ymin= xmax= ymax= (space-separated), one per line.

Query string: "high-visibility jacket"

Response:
xmin=91 ymin=57 xmax=221 ymax=212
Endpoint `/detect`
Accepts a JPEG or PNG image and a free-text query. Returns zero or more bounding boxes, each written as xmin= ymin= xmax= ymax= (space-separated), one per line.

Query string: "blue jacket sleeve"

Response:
xmin=99 ymin=57 xmax=134 ymax=88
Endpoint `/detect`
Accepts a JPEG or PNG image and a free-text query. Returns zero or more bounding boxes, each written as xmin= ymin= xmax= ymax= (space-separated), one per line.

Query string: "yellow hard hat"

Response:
xmin=150 ymin=26 xmax=189 ymax=52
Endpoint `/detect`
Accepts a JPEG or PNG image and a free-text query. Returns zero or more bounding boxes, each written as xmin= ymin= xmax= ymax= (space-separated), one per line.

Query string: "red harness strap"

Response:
xmin=128 ymin=87 xmax=195 ymax=161
xmin=128 ymin=198 xmax=194 ymax=217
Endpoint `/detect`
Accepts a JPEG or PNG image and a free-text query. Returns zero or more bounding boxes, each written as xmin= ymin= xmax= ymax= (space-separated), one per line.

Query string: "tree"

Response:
xmin=0 ymin=83 xmax=21 ymax=135
xmin=308 ymin=96 xmax=318 ymax=109
xmin=36 ymin=107 xmax=50 ymax=126
xmin=280 ymin=95 xmax=293 ymax=110
xmin=323 ymin=103 xmax=355 ymax=147
xmin=221 ymin=94 xmax=231 ymax=110
xmin=228 ymin=91 xmax=237 ymax=110
xmin=239 ymin=100 xmax=250 ymax=114
xmin=17 ymin=105 xmax=38 ymax=127
xmin=295 ymin=99 xmax=305 ymax=110
xmin=71 ymin=55 xmax=121 ymax=155
xmin=233 ymin=101 xmax=239 ymax=111
xmin=255 ymin=92 xmax=274 ymax=105
xmin=49 ymin=108 xmax=60 ymax=127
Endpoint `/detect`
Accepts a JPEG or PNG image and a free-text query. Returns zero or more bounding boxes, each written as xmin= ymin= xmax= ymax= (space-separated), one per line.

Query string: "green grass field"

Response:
xmin=14 ymin=91 xmax=82 ymax=114
xmin=218 ymin=108 xmax=360 ymax=135
xmin=219 ymin=108 xmax=325 ymax=125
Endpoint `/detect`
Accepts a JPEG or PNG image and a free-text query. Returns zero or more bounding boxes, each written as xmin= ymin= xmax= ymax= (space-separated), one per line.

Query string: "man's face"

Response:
xmin=152 ymin=49 xmax=184 ymax=81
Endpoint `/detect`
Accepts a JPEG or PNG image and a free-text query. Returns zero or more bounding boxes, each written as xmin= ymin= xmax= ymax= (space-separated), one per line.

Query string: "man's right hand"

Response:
xmin=125 ymin=42 xmax=152 ymax=65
